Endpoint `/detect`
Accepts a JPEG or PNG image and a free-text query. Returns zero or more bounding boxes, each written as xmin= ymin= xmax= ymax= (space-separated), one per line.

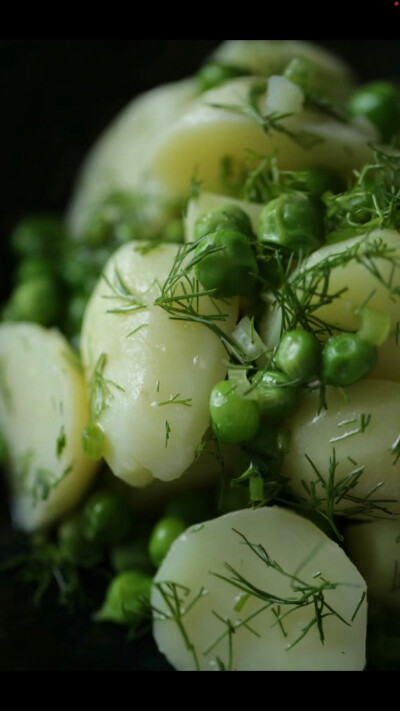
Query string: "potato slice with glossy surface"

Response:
xmin=0 ymin=324 xmax=98 ymax=532
xmin=152 ymin=507 xmax=367 ymax=672
xmin=152 ymin=78 xmax=374 ymax=196
xmin=81 ymin=242 xmax=238 ymax=487
xmin=346 ymin=520 xmax=400 ymax=612
xmin=282 ymin=380 xmax=400 ymax=517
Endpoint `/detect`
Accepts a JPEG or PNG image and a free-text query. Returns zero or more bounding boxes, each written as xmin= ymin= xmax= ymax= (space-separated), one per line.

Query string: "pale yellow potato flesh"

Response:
xmin=282 ymin=380 xmax=400 ymax=517
xmin=152 ymin=78 xmax=374 ymax=196
xmin=67 ymin=79 xmax=196 ymax=237
xmin=0 ymin=324 xmax=98 ymax=532
xmin=153 ymin=507 xmax=367 ymax=672
xmin=185 ymin=192 xmax=263 ymax=244
xmin=81 ymin=242 xmax=238 ymax=488
xmin=213 ymin=40 xmax=356 ymax=101
xmin=346 ymin=520 xmax=400 ymax=612
xmin=261 ymin=229 xmax=400 ymax=382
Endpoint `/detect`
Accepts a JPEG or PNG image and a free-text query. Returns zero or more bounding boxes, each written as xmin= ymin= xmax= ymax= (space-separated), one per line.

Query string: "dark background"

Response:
xmin=1 ymin=39 xmax=399 ymax=671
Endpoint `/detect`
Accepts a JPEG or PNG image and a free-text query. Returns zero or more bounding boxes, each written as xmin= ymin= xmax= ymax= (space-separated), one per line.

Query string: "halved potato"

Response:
xmin=152 ymin=78 xmax=374 ymax=196
xmin=346 ymin=520 xmax=400 ymax=612
xmin=67 ymin=79 xmax=196 ymax=237
xmin=282 ymin=380 xmax=400 ymax=517
xmin=0 ymin=324 xmax=98 ymax=532
xmin=152 ymin=507 xmax=367 ymax=671
xmin=81 ymin=242 xmax=238 ymax=488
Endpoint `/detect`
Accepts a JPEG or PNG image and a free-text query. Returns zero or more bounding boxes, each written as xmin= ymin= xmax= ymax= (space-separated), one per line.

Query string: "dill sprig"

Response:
xmin=291 ymin=449 xmax=398 ymax=541
xmin=89 ymin=353 xmax=125 ymax=422
xmin=210 ymin=80 xmax=323 ymax=151
xmin=102 ymin=268 xmax=147 ymax=316
xmin=151 ymin=582 xmax=208 ymax=672
xmin=210 ymin=530 xmax=359 ymax=653
xmin=154 ymin=241 xmax=249 ymax=363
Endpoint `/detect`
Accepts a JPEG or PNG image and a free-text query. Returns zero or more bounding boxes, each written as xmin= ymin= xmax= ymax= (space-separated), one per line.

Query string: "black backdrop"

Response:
xmin=1 ymin=39 xmax=400 ymax=671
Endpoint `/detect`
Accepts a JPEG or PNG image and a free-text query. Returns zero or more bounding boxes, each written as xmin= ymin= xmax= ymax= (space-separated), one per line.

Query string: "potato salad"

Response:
xmin=2 ymin=40 xmax=400 ymax=672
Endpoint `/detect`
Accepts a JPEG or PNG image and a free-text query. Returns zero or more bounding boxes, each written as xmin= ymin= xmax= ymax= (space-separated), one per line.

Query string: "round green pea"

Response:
xmin=210 ymin=381 xmax=260 ymax=445
xmin=197 ymin=62 xmax=249 ymax=93
xmin=95 ymin=571 xmax=152 ymax=627
xmin=11 ymin=216 xmax=66 ymax=259
xmin=275 ymin=331 xmax=322 ymax=382
xmin=347 ymin=82 xmax=400 ymax=142
xmin=58 ymin=515 xmax=101 ymax=567
xmin=258 ymin=193 xmax=322 ymax=255
xmin=195 ymin=205 xmax=253 ymax=243
xmin=82 ymin=423 xmax=105 ymax=461
xmin=252 ymin=371 xmax=299 ymax=421
xmin=322 ymin=334 xmax=378 ymax=387
xmin=194 ymin=228 xmax=259 ymax=298
xmin=149 ymin=517 xmax=186 ymax=569
xmin=82 ymin=491 xmax=133 ymax=547
xmin=15 ymin=257 xmax=52 ymax=284
xmin=288 ymin=168 xmax=345 ymax=201
xmin=3 ymin=276 xmax=60 ymax=326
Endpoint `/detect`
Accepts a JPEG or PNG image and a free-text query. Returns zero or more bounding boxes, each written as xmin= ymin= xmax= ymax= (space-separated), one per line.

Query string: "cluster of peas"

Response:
xmin=54 ymin=488 xmax=206 ymax=629
xmin=192 ymin=199 xmax=381 ymax=448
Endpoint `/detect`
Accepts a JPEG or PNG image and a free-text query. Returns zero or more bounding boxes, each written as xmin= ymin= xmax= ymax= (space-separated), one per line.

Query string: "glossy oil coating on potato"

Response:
xmin=152 ymin=507 xmax=367 ymax=671
xmin=0 ymin=324 xmax=98 ymax=532
xmin=81 ymin=242 xmax=238 ymax=488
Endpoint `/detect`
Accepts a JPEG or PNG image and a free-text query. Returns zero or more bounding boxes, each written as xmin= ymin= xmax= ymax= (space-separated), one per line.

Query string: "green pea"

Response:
xmin=62 ymin=247 xmax=108 ymax=293
xmin=82 ymin=491 xmax=133 ymax=547
xmin=195 ymin=229 xmax=259 ymax=298
xmin=58 ymin=515 xmax=101 ymax=567
xmin=3 ymin=276 xmax=60 ymax=326
xmin=252 ymin=371 xmax=299 ymax=421
xmin=15 ymin=257 xmax=52 ymax=284
xmin=322 ymin=334 xmax=378 ymax=387
xmin=210 ymin=381 xmax=260 ymax=445
xmin=197 ymin=62 xmax=250 ymax=93
xmin=149 ymin=517 xmax=186 ymax=569
xmin=11 ymin=216 xmax=67 ymax=259
xmin=194 ymin=205 xmax=253 ymax=242
xmin=82 ymin=423 xmax=105 ymax=461
xmin=247 ymin=425 xmax=291 ymax=459
xmin=258 ymin=193 xmax=322 ymax=255
xmin=275 ymin=330 xmax=322 ymax=382
xmin=95 ymin=571 xmax=152 ymax=627
xmin=347 ymin=82 xmax=400 ymax=142
xmin=110 ymin=539 xmax=154 ymax=575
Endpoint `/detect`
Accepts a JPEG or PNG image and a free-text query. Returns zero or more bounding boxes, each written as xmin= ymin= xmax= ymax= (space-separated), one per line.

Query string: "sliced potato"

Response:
xmin=0 ymin=324 xmax=98 ymax=532
xmin=185 ymin=192 xmax=263 ymax=244
xmin=261 ymin=229 xmax=400 ymax=382
xmin=152 ymin=507 xmax=367 ymax=672
xmin=213 ymin=40 xmax=356 ymax=101
xmin=67 ymin=79 xmax=196 ymax=237
xmin=282 ymin=380 xmax=400 ymax=517
xmin=346 ymin=520 xmax=400 ymax=612
xmin=152 ymin=78 xmax=374 ymax=196
xmin=81 ymin=242 xmax=238 ymax=488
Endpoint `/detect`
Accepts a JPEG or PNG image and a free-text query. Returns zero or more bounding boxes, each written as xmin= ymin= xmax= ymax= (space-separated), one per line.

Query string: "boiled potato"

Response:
xmin=346 ymin=520 xmax=400 ymax=612
xmin=185 ymin=192 xmax=263 ymax=244
xmin=261 ymin=229 xmax=400 ymax=382
xmin=67 ymin=79 xmax=196 ymax=237
xmin=152 ymin=507 xmax=367 ymax=672
xmin=0 ymin=324 xmax=98 ymax=532
xmin=81 ymin=242 xmax=238 ymax=488
xmin=152 ymin=78 xmax=374 ymax=196
xmin=212 ymin=40 xmax=355 ymax=101
xmin=282 ymin=380 xmax=400 ymax=517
